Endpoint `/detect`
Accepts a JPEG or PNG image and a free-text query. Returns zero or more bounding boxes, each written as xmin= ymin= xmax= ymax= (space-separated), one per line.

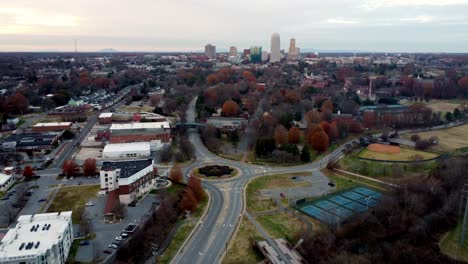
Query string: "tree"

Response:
xmin=83 ymin=158 xmax=97 ymax=176
xmin=319 ymin=121 xmax=332 ymax=140
xmin=453 ymin=108 xmax=463 ymax=119
xmin=5 ymin=92 xmax=29 ymax=114
xmin=169 ymin=165 xmax=183 ymax=183
xmin=321 ymin=99 xmax=334 ymax=114
xmin=221 ymin=100 xmax=239 ymax=117
xmin=300 ymin=146 xmax=311 ymax=162
xmin=274 ymin=125 xmax=288 ymax=146
xmin=62 ymin=130 xmax=75 ymax=140
xmin=255 ymin=137 xmax=276 ymax=157
xmin=180 ymin=188 xmax=198 ymax=212
xmin=309 ymin=130 xmax=329 ymax=152
xmin=23 ymin=165 xmax=34 ymax=179
xmin=62 ymin=160 xmax=79 ymax=177
xmin=288 ymin=126 xmax=301 ymax=144
xmin=445 ymin=111 xmax=453 ymax=122
xmin=187 ymin=176 xmax=205 ymax=202
xmin=458 ymin=76 xmax=468 ymax=91
xmin=206 ymin=74 xmax=218 ymax=85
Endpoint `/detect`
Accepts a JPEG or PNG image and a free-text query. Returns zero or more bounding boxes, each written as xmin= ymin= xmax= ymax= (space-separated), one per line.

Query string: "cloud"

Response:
xmin=363 ymin=0 xmax=468 ymax=9
xmin=0 ymin=7 xmax=79 ymax=28
xmin=324 ymin=18 xmax=359 ymax=24
xmin=400 ymin=15 xmax=434 ymax=23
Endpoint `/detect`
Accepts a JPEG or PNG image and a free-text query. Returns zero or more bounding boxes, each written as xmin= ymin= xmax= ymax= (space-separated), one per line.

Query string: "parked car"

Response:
xmin=115 ymin=236 xmax=125 ymax=241
xmin=1 ymin=196 xmax=9 ymax=201
xmin=121 ymin=232 xmax=129 ymax=238
xmin=79 ymin=240 xmax=90 ymax=246
xmin=11 ymin=203 xmax=21 ymax=208
xmin=103 ymin=249 xmax=113 ymax=254
xmin=85 ymin=202 xmax=95 ymax=207
xmin=108 ymin=243 xmax=118 ymax=249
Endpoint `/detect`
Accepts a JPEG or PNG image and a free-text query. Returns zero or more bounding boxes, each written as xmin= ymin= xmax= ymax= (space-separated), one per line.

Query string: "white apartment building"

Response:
xmin=0 ymin=212 xmax=73 ymax=264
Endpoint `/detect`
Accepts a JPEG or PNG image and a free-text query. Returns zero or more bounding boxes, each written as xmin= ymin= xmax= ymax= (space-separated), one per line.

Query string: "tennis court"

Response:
xmin=298 ymin=186 xmax=382 ymax=226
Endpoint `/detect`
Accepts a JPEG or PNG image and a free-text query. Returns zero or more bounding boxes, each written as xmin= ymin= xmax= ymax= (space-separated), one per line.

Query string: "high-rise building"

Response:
xmin=270 ymin=33 xmax=281 ymax=63
xmin=250 ymin=46 xmax=262 ymax=63
xmin=229 ymin=46 xmax=237 ymax=57
xmin=205 ymin=44 xmax=216 ymax=59
xmin=288 ymin=38 xmax=300 ymax=61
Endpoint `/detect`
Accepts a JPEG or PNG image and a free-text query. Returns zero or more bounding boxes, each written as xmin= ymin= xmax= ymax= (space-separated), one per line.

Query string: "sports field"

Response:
xmin=401 ymin=99 xmax=465 ymax=114
xmin=358 ymin=144 xmax=438 ymax=161
xmin=402 ymin=124 xmax=468 ymax=152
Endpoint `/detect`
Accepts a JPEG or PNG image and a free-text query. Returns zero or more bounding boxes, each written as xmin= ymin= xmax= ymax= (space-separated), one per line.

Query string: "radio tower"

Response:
xmin=74 ymin=40 xmax=77 ymax=58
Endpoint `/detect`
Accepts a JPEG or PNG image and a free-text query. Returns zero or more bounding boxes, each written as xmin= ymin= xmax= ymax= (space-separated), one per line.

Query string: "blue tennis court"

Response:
xmin=298 ymin=186 xmax=382 ymax=226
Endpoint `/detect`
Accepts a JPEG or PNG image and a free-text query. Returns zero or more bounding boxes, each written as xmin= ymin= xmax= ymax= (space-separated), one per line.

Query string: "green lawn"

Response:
xmin=323 ymin=169 xmax=388 ymax=193
xmin=256 ymin=213 xmax=306 ymax=242
xmin=47 ymin=185 xmax=100 ymax=224
xmin=158 ymin=221 xmax=196 ymax=264
xmin=246 ymin=172 xmax=311 ymax=212
xmin=439 ymin=223 xmax=468 ymax=262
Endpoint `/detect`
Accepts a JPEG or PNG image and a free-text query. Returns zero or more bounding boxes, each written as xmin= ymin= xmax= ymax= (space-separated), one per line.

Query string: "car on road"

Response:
xmin=108 ymin=243 xmax=118 ymax=249
xmin=121 ymin=232 xmax=129 ymax=238
xmin=79 ymin=240 xmax=90 ymax=246
xmin=11 ymin=203 xmax=21 ymax=208
xmin=85 ymin=202 xmax=95 ymax=207
xmin=115 ymin=236 xmax=126 ymax=241
xmin=37 ymin=198 xmax=46 ymax=203
xmin=103 ymin=249 xmax=113 ymax=254
xmin=1 ymin=196 xmax=9 ymax=201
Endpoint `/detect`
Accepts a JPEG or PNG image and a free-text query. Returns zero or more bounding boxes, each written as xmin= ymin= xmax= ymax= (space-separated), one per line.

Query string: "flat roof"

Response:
xmin=99 ymin=112 xmax=113 ymax=118
xmin=110 ymin=122 xmax=170 ymax=131
xmin=2 ymin=133 xmax=58 ymax=147
xmin=0 ymin=173 xmax=12 ymax=185
xmin=0 ymin=212 xmax=72 ymax=260
xmin=101 ymin=159 xmax=153 ymax=178
xmin=103 ymin=142 xmax=151 ymax=153
xmin=33 ymin=122 xmax=72 ymax=127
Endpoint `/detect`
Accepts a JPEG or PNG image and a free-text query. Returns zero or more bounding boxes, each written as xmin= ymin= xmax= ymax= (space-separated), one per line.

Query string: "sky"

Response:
xmin=1 ymin=0 xmax=468 ymax=52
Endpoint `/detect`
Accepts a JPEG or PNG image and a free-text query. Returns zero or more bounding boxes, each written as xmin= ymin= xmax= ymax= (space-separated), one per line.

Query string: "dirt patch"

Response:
xmin=367 ymin=143 xmax=401 ymax=154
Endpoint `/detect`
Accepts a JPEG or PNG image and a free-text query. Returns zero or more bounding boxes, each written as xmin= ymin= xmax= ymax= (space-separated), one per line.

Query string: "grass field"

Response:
xmin=439 ymin=223 xmax=468 ymax=262
xmin=158 ymin=221 xmax=196 ymax=264
xmin=247 ymin=172 xmax=311 ymax=212
xmin=223 ymin=216 xmax=264 ymax=264
xmin=358 ymin=147 xmax=438 ymax=161
xmin=47 ymin=185 xmax=100 ymax=224
xmin=117 ymin=103 xmax=153 ymax=113
xmin=256 ymin=213 xmax=306 ymax=242
xmin=401 ymin=99 xmax=465 ymax=114
xmin=402 ymin=124 xmax=468 ymax=152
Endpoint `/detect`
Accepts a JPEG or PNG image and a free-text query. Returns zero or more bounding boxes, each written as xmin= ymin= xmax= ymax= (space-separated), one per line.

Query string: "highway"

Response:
xmin=171 ymin=97 xmax=467 ymax=264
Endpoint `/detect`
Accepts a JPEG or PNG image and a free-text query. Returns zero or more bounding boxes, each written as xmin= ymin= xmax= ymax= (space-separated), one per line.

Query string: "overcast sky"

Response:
xmin=1 ymin=0 xmax=468 ymax=52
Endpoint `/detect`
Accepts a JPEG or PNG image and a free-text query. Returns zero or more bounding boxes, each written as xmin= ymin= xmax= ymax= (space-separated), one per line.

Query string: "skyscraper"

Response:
xmin=270 ymin=33 xmax=281 ymax=63
xmin=205 ymin=44 xmax=216 ymax=59
xmin=229 ymin=46 xmax=237 ymax=57
xmin=288 ymin=38 xmax=300 ymax=61
xmin=249 ymin=46 xmax=262 ymax=63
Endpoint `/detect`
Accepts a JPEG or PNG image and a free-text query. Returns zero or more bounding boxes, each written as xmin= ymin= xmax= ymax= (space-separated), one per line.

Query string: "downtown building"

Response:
xmin=205 ymin=44 xmax=216 ymax=59
xmin=270 ymin=33 xmax=281 ymax=63
xmin=250 ymin=46 xmax=262 ymax=63
xmin=0 ymin=212 xmax=73 ymax=264
xmin=288 ymin=38 xmax=300 ymax=62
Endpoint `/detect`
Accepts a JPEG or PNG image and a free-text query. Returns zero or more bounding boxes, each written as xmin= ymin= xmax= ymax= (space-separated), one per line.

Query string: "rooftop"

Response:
xmin=103 ymin=142 xmax=151 ymax=153
xmin=2 ymin=133 xmax=59 ymax=147
xmin=101 ymin=159 xmax=153 ymax=178
xmin=0 ymin=212 xmax=72 ymax=261
xmin=0 ymin=173 xmax=12 ymax=185
xmin=110 ymin=122 xmax=170 ymax=130
xmin=99 ymin=112 xmax=113 ymax=118
xmin=32 ymin=122 xmax=72 ymax=127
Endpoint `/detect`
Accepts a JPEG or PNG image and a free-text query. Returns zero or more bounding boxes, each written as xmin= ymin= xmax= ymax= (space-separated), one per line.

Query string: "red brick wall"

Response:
xmin=32 ymin=125 xmax=71 ymax=132
xmin=109 ymin=132 xmax=171 ymax=143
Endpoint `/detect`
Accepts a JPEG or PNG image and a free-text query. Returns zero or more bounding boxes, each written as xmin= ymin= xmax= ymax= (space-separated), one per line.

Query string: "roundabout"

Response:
xmin=192 ymin=164 xmax=240 ymax=180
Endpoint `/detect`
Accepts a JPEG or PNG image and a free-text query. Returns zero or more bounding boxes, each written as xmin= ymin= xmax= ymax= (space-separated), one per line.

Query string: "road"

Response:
xmin=171 ymin=97 xmax=467 ymax=264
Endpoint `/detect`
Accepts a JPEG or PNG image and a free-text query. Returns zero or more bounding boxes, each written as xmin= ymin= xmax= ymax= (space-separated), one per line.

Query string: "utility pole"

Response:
xmin=460 ymin=181 xmax=468 ymax=245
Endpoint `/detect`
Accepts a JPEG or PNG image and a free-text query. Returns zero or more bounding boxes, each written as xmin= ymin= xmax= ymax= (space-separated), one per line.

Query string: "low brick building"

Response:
xmin=32 ymin=122 xmax=72 ymax=133
xmin=109 ymin=122 xmax=171 ymax=143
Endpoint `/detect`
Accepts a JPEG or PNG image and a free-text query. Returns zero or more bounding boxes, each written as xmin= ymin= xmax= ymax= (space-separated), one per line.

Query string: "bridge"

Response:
xmin=175 ymin=122 xmax=206 ymax=129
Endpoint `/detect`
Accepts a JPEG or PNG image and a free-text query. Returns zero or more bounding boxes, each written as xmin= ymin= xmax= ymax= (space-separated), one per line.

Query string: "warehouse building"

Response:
xmin=0 ymin=212 xmax=73 ymax=264
xmin=109 ymin=122 xmax=171 ymax=144
xmin=102 ymin=142 xmax=151 ymax=159
xmin=32 ymin=122 xmax=72 ymax=133
xmin=1 ymin=133 xmax=60 ymax=152
xmin=0 ymin=173 xmax=14 ymax=191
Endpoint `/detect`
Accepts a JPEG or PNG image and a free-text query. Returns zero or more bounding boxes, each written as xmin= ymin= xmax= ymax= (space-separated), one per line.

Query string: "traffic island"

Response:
xmin=193 ymin=165 xmax=239 ymax=180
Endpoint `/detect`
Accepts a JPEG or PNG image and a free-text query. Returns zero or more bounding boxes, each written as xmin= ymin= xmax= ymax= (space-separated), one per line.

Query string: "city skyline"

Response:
xmin=1 ymin=0 xmax=468 ymax=52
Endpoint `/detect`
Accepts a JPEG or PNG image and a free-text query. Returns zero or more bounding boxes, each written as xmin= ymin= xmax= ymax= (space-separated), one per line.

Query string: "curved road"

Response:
xmin=171 ymin=97 xmax=466 ymax=264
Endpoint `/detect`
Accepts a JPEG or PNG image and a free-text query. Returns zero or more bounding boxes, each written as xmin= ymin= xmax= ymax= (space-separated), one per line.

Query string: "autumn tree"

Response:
xmin=458 ymin=76 xmax=468 ymax=91
xmin=221 ymin=100 xmax=239 ymax=117
xmin=305 ymin=109 xmax=321 ymax=125
xmin=6 ymin=92 xmax=29 ymax=114
xmin=321 ymin=99 xmax=334 ymax=114
xmin=187 ymin=176 xmax=205 ymax=202
xmin=319 ymin=121 xmax=331 ymax=139
xmin=169 ymin=165 xmax=183 ymax=183
xmin=285 ymin=90 xmax=300 ymax=104
xmin=206 ymin=74 xmax=219 ymax=85
xmin=288 ymin=126 xmax=301 ymax=144
xmin=83 ymin=158 xmax=97 ymax=176
xmin=23 ymin=166 xmax=34 ymax=179
xmin=180 ymin=188 xmax=198 ymax=212
xmin=62 ymin=160 xmax=79 ymax=177
xmin=274 ymin=125 xmax=288 ymax=146
xmin=309 ymin=129 xmax=329 ymax=152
